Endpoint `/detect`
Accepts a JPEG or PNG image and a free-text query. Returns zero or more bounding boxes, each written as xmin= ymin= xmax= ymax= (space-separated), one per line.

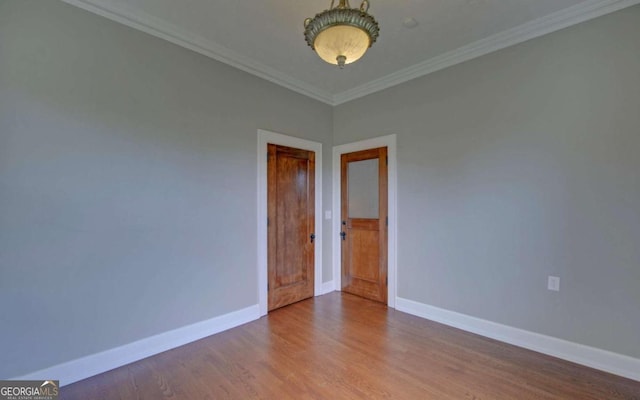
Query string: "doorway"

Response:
xmin=257 ymin=130 xmax=323 ymax=316
xmin=341 ymin=147 xmax=388 ymax=303
xmin=267 ymin=144 xmax=315 ymax=310
xmin=332 ymin=135 xmax=397 ymax=307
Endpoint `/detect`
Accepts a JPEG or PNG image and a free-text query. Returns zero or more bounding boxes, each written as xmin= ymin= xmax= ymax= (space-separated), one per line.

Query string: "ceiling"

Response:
xmin=62 ymin=0 xmax=639 ymax=105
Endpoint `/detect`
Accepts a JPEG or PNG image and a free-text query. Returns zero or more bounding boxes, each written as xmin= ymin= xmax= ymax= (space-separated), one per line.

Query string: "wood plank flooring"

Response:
xmin=64 ymin=292 xmax=640 ymax=399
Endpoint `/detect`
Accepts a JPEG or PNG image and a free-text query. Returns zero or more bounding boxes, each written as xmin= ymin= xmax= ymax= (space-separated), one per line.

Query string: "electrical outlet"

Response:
xmin=324 ymin=210 xmax=332 ymax=220
xmin=548 ymin=276 xmax=560 ymax=292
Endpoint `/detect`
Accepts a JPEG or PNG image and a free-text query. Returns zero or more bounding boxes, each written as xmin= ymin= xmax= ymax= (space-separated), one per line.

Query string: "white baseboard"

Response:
xmin=13 ymin=304 xmax=261 ymax=386
xmin=396 ymin=297 xmax=640 ymax=382
xmin=320 ymin=281 xmax=336 ymax=295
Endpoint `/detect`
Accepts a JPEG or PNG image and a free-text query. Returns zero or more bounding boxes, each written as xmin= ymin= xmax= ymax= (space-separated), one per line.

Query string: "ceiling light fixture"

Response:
xmin=304 ymin=0 xmax=380 ymax=69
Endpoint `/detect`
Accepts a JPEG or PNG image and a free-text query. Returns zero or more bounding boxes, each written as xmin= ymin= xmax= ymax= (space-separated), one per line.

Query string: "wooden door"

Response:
xmin=267 ymin=144 xmax=315 ymax=311
xmin=341 ymin=147 xmax=388 ymax=303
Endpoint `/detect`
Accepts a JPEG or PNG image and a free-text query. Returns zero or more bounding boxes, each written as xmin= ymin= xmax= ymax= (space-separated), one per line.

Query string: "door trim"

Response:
xmin=257 ymin=129 xmax=323 ymax=316
xmin=332 ymin=134 xmax=397 ymax=308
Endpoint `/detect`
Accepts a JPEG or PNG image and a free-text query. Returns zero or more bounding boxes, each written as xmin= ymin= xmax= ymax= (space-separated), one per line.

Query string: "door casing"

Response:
xmin=258 ymin=129 xmax=323 ymax=316
xmin=333 ymin=134 xmax=397 ymax=308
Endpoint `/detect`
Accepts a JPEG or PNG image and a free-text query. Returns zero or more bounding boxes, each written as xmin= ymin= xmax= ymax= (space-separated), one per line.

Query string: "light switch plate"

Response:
xmin=548 ymin=276 xmax=560 ymax=291
xmin=324 ymin=210 xmax=332 ymax=220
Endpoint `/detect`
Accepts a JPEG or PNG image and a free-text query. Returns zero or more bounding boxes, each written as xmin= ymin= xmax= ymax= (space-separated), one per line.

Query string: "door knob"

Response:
xmin=310 ymin=233 xmax=316 ymax=243
xmin=340 ymin=231 xmax=346 ymax=240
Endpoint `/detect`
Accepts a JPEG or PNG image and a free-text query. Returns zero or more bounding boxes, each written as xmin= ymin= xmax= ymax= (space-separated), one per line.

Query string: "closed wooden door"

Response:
xmin=341 ymin=147 xmax=388 ymax=303
xmin=267 ymin=144 xmax=315 ymax=311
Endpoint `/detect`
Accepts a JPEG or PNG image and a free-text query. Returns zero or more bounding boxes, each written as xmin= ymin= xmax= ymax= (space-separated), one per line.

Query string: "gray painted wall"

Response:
xmin=334 ymin=6 xmax=640 ymax=358
xmin=0 ymin=0 xmax=332 ymax=378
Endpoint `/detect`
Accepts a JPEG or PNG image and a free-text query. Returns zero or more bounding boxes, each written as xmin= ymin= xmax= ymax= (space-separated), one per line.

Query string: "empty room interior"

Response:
xmin=1 ymin=0 xmax=639 ymax=398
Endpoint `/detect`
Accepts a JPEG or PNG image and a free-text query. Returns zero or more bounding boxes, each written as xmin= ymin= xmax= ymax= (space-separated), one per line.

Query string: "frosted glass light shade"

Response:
xmin=314 ymin=25 xmax=370 ymax=66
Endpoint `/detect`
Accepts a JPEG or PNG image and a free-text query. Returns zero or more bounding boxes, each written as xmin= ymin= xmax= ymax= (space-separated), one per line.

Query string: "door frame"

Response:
xmin=332 ymin=134 xmax=397 ymax=308
xmin=257 ymin=129 xmax=323 ymax=316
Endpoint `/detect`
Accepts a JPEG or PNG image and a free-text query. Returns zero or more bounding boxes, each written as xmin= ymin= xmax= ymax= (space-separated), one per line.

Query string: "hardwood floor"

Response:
xmin=64 ymin=293 xmax=640 ymax=399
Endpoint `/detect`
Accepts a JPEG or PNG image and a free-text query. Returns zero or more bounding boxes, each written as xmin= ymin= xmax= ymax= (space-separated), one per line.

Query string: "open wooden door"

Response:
xmin=267 ymin=144 xmax=315 ymax=311
xmin=341 ymin=147 xmax=387 ymax=303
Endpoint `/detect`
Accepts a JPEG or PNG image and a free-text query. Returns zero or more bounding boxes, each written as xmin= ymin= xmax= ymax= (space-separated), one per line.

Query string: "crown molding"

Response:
xmin=61 ymin=0 xmax=335 ymax=105
xmin=61 ymin=0 xmax=640 ymax=107
xmin=332 ymin=0 xmax=640 ymax=105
